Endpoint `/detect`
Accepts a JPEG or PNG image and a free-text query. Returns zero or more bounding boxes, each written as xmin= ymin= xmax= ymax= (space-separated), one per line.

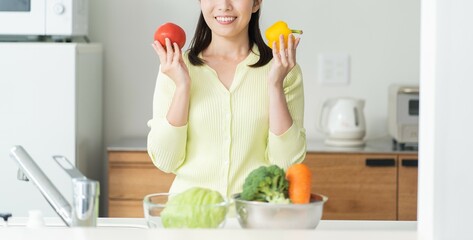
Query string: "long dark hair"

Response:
xmin=188 ymin=9 xmax=272 ymax=68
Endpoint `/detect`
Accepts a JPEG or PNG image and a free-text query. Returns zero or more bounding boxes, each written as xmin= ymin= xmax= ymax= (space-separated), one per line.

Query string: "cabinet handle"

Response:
xmin=365 ymin=159 xmax=396 ymax=167
xmin=401 ymin=159 xmax=418 ymax=167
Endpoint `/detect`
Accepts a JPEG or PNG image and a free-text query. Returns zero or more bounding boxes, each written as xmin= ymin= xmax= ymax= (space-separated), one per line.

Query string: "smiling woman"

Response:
xmin=147 ymin=0 xmax=306 ymax=199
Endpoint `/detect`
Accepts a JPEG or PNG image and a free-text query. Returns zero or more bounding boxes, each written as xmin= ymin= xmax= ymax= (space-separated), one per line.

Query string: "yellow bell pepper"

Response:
xmin=265 ymin=21 xmax=303 ymax=49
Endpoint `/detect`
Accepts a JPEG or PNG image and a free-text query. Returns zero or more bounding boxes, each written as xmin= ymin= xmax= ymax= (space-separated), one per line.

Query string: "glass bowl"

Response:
xmin=232 ymin=193 xmax=328 ymax=229
xmin=143 ymin=192 xmax=230 ymax=229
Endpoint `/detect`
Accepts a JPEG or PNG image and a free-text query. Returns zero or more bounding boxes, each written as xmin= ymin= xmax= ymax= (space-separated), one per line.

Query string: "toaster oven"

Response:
xmin=388 ymin=85 xmax=419 ymax=148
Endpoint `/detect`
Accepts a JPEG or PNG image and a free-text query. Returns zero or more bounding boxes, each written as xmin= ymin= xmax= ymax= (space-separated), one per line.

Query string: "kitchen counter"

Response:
xmin=2 ymin=217 xmax=417 ymax=240
xmin=108 ymin=136 xmax=418 ymax=154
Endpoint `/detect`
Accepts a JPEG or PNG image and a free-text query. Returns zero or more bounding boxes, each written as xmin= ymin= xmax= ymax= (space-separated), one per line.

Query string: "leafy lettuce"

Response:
xmin=161 ymin=187 xmax=228 ymax=228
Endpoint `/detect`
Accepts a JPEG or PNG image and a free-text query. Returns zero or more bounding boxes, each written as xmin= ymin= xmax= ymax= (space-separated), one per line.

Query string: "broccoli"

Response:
xmin=240 ymin=165 xmax=290 ymax=204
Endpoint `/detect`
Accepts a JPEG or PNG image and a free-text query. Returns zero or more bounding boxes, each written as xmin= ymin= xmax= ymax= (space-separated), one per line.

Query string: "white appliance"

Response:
xmin=388 ymin=85 xmax=419 ymax=147
xmin=319 ymin=97 xmax=367 ymax=147
xmin=0 ymin=42 xmax=102 ymax=217
xmin=0 ymin=0 xmax=88 ymax=38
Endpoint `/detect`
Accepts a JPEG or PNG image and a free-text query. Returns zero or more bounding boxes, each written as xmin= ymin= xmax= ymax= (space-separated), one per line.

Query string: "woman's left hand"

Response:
xmin=268 ymin=34 xmax=301 ymax=88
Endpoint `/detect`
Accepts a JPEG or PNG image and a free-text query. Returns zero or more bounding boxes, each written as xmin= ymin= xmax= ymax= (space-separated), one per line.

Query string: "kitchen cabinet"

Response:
xmin=305 ymin=153 xmax=397 ymax=220
xmin=305 ymin=152 xmax=418 ymax=220
xmin=107 ymin=138 xmax=417 ymax=220
xmin=108 ymin=151 xmax=175 ymax=217
xmin=397 ymin=154 xmax=418 ymax=220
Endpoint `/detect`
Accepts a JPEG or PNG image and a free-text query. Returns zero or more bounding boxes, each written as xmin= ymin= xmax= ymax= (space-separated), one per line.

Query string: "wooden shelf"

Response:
xmin=107 ymin=150 xmax=417 ymax=220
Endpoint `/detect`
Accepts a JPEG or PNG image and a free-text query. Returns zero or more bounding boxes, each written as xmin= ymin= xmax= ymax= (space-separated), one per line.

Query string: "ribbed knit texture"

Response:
xmin=147 ymin=46 xmax=306 ymax=198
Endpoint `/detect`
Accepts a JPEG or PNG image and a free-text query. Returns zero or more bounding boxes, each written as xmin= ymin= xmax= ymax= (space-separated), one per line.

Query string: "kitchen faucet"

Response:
xmin=10 ymin=146 xmax=99 ymax=227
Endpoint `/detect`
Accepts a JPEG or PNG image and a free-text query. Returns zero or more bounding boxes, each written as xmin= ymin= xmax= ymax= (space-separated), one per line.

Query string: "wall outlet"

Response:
xmin=318 ymin=54 xmax=350 ymax=85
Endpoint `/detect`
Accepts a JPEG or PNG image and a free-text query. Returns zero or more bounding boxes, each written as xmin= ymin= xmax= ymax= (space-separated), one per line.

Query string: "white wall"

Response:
xmin=418 ymin=0 xmax=473 ymax=239
xmin=88 ymin=0 xmax=420 ymax=146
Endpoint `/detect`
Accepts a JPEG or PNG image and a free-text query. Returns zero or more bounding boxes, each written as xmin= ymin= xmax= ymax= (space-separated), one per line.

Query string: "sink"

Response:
xmin=4 ymin=217 xmax=148 ymax=229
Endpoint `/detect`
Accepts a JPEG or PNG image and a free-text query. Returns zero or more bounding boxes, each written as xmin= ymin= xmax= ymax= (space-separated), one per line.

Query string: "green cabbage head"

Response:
xmin=161 ymin=187 xmax=228 ymax=228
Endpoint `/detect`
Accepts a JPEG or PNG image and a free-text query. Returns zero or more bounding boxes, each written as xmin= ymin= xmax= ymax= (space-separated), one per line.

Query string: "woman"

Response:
xmin=147 ymin=0 xmax=306 ymax=198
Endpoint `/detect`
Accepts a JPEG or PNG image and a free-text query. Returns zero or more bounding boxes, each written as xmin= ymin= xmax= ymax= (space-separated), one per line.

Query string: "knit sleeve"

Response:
xmin=267 ymin=64 xmax=307 ymax=169
xmin=147 ymin=68 xmax=187 ymax=173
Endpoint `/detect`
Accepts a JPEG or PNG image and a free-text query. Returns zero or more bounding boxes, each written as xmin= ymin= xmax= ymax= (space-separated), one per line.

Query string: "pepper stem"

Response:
xmin=291 ymin=29 xmax=303 ymax=34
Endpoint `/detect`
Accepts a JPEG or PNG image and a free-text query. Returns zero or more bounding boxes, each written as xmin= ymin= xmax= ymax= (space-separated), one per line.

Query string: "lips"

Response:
xmin=215 ymin=16 xmax=236 ymax=24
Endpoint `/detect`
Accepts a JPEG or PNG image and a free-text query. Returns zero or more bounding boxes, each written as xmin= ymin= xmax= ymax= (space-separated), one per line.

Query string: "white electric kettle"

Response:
xmin=319 ymin=97 xmax=366 ymax=147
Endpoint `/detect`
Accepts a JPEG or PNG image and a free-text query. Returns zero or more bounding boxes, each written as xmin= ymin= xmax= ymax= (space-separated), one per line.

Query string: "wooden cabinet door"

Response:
xmin=108 ymin=151 xmax=175 ymax=217
xmin=305 ymin=153 xmax=398 ymax=220
xmin=398 ymin=154 xmax=418 ymax=220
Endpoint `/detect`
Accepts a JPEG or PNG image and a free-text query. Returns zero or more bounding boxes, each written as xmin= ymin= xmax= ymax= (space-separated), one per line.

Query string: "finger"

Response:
xmin=278 ymin=34 xmax=285 ymax=53
xmin=151 ymin=41 xmax=158 ymax=53
xmin=287 ymin=34 xmax=295 ymax=61
xmin=172 ymin=42 xmax=181 ymax=63
xmin=152 ymin=41 xmax=164 ymax=54
xmin=153 ymin=41 xmax=167 ymax=63
xmin=272 ymin=41 xmax=280 ymax=63
xmin=287 ymin=34 xmax=294 ymax=50
xmin=291 ymin=38 xmax=301 ymax=64
xmin=294 ymin=37 xmax=301 ymax=49
xmin=279 ymin=34 xmax=288 ymax=65
xmin=287 ymin=49 xmax=294 ymax=64
xmin=165 ymin=38 xmax=173 ymax=63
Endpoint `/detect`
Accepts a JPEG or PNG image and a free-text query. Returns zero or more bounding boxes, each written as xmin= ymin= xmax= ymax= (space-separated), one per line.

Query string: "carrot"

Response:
xmin=286 ymin=163 xmax=312 ymax=204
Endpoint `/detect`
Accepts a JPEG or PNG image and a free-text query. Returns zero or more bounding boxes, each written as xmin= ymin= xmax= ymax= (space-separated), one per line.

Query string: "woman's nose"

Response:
xmin=218 ymin=0 xmax=232 ymax=11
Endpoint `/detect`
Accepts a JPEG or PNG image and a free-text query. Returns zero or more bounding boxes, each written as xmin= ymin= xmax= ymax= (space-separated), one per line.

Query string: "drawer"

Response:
xmin=398 ymin=155 xmax=418 ymax=220
xmin=108 ymin=151 xmax=175 ymax=200
xmin=108 ymin=151 xmax=175 ymax=218
xmin=109 ymin=163 xmax=175 ymax=200
xmin=305 ymin=153 xmax=398 ymax=220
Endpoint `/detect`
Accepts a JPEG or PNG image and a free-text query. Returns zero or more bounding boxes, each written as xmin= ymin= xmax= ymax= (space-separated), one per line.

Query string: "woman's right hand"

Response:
xmin=152 ymin=38 xmax=190 ymax=88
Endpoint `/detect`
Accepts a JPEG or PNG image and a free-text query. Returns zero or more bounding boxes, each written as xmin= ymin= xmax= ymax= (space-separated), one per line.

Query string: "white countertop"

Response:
xmin=107 ymin=136 xmax=417 ymax=154
xmin=1 ymin=217 xmax=418 ymax=240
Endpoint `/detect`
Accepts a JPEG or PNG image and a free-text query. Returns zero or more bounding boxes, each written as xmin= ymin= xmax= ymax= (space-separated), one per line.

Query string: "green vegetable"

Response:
xmin=161 ymin=187 xmax=227 ymax=228
xmin=240 ymin=165 xmax=290 ymax=204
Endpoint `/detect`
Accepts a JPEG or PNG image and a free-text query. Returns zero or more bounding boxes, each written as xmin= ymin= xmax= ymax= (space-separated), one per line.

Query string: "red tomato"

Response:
xmin=154 ymin=22 xmax=186 ymax=50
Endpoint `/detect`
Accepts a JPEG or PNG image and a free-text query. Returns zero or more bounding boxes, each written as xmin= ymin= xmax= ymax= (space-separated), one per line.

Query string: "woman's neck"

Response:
xmin=203 ymin=34 xmax=251 ymax=60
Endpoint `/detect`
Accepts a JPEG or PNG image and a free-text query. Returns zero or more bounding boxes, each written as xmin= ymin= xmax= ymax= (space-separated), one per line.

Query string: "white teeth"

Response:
xmin=216 ymin=17 xmax=236 ymax=23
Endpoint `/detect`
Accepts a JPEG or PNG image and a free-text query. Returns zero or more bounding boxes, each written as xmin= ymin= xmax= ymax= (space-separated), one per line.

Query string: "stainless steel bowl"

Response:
xmin=233 ymin=193 xmax=328 ymax=229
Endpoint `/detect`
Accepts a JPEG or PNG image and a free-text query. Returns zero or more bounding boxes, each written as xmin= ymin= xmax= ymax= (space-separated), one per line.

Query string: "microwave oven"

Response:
xmin=0 ymin=0 xmax=88 ymax=39
xmin=388 ymin=85 xmax=419 ymax=147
